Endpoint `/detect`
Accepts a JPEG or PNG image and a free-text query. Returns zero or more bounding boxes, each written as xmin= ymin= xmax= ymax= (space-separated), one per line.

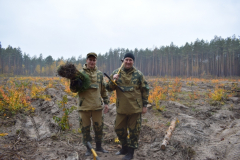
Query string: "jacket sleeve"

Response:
xmin=101 ymin=75 xmax=110 ymax=105
xmin=139 ymin=74 xmax=149 ymax=106
xmin=70 ymin=78 xmax=83 ymax=93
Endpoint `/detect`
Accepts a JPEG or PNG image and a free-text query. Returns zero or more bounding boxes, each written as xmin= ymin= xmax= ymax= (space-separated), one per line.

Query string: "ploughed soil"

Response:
xmin=0 ymin=78 xmax=240 ymax=160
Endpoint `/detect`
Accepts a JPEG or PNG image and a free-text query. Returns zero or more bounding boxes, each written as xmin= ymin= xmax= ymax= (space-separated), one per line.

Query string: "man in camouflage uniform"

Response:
xmin=70 ymin=52 xmax=109 ymax=156
xmin=106 ymin=52 xmax=149 ymax=160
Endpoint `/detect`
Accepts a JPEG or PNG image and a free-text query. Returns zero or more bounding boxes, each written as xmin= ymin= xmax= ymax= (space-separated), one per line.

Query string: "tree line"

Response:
xmin=0 ymin=35 xmax=240 ymax=77
xmin=0 ymin=44 xmax=82 ymax=76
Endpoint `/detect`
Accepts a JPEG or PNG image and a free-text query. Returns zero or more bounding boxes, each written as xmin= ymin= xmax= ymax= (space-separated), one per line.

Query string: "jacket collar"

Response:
xmin=83 ymin=64 xmax=98 ymax=72
xmin=121 ymin=67 xmax=135 ymax=74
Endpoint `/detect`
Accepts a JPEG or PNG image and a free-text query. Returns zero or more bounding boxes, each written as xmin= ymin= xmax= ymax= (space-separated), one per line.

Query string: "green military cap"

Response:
xmin=87 ymin=52 xmax=97 ymax=59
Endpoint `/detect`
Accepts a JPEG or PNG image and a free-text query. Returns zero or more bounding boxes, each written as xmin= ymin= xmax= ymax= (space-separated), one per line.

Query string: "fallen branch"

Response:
xmin=11 ymin=131 xmax=22 ymax=149
xmin=68 ymin=139 xmax=74 ymax=148
xmin=161 ymin=118 xmax=177 ymax=150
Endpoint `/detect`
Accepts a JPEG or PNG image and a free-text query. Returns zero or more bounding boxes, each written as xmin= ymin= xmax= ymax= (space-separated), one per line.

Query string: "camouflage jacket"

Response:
xmin=70 ymin=64 xmax=109 ymax=111
xmin=106 ymin=67 xmax=149 ymax=114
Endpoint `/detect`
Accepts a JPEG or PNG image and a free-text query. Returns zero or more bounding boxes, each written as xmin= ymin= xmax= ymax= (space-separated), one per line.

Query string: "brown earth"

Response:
xmin=0 ymin=79 xmax=240 ymax=160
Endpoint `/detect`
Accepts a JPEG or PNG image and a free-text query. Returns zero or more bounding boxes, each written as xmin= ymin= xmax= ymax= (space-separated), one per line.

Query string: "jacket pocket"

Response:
xmin=90 ymin=83 xmax=99 ymax=89
xmin=120 ymin=86 xmax=134 ymax=92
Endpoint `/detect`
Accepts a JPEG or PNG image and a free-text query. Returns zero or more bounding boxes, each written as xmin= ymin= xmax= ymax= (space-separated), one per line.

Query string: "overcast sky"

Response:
xmin=1 ymin=0 xmax=240 ymax=60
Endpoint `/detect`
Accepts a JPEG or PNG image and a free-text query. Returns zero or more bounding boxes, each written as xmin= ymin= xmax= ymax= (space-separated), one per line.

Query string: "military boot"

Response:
xmin=85 ymin=146 xmax=92 ymax=156
xmin=116 ymin=145 xmax=128 ymax=155
xmin=122 ymin=147 xmax=134 ymax=160
xmin=95 ymin=142 xmax=108 ymax=153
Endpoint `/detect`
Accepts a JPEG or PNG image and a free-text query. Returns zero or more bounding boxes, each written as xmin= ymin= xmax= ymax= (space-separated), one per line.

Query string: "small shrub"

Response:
xmin=53 ymin=95 xmax=76 ymax=131
xmin=188 ymin=91 xmax=200 ymax=100
xmin=210 ymin=88 xmax=227 ymax=101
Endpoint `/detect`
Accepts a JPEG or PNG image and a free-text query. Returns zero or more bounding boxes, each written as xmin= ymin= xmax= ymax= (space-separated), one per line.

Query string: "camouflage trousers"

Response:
xmin=78 ymin=110 xmax=104 ymax=146
xmin=115 ymin=113 xmax=142 ymax=149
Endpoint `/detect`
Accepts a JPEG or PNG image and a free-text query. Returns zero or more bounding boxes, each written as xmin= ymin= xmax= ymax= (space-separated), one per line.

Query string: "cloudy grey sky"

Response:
xmin=0 ymin=0 xmax=240 ymax=59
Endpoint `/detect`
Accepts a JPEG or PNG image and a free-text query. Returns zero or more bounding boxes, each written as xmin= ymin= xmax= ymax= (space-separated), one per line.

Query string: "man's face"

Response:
xmin=123 ymin=57 xmax=134 ymax=69
xmin=86 ymin=56 xmax=97 ymax=69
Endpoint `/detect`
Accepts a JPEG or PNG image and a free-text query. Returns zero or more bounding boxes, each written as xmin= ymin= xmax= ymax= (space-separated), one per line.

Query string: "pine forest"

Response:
xmin=0 ymin=35 xmax=240 ymax=78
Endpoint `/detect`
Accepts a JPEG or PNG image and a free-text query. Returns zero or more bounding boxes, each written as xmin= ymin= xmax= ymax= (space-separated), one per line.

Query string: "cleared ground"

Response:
xmin=0 ymin=77 xmax=240 ymax=160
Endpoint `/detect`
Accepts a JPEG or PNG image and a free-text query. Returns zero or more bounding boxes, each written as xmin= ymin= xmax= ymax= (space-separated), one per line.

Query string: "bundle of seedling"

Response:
xmin=57 ymin=63 xmax=90 ymax=93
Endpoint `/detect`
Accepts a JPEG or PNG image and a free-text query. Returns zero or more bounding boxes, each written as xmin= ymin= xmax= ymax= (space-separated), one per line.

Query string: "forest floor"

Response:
xmin=0 ymin=77 xmax=240 ymax=160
